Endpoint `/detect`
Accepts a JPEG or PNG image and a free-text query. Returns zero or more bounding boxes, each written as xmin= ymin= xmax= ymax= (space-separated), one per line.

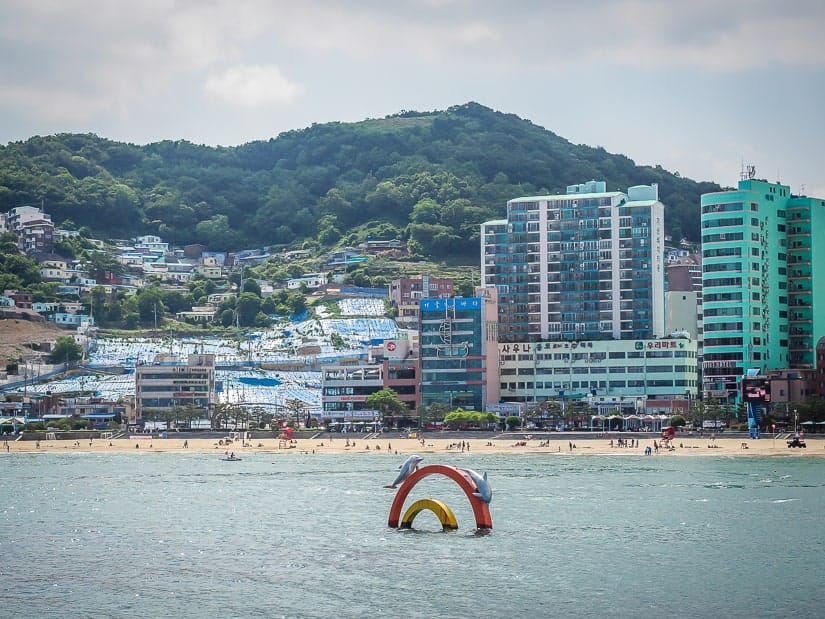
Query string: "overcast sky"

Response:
xmin=2 ymin=0 xmax=824 ymax=195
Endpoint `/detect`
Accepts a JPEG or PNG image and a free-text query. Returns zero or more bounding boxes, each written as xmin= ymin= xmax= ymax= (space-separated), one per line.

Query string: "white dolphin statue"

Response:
xmin=462 ymin=468 xmax=492 ymax=504
xmin=385 ymin=455 xmax=423 ymax=488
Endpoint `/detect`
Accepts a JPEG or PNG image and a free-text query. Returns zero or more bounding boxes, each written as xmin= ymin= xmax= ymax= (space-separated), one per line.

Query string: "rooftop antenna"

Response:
xmin=740 ymin=163 xmax=756 ymax=181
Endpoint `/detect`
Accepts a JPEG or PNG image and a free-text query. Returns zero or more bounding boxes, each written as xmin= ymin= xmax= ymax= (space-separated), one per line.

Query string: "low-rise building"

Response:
xmin=321 ymin=339 xmax=420 ymax=422
xmin=287 ymin=273 xmax=327 ymax=290
xmin=18 ymin=219 xmax=55 ymax=254
xmin=496 ymin=336 xmax=699 ymax=417
xmin=389 ymin=274 xmax=454 ymax=327
xmin=195 ymin=264 xmax=223 ymax=279
xmin=135 ymin=353 xmax=216 ymax=422
xmin=37 ymin=254 xmax=70 ymax=282
xmin=176 ymin=306 xmax=218 ymax=323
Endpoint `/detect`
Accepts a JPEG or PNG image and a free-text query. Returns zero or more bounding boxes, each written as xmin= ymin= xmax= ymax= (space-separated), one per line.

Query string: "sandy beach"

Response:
xmin=4 ymin=433 xmax=823 ymax=457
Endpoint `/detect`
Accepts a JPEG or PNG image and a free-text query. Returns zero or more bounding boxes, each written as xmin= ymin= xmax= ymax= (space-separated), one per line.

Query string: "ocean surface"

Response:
xmin=1 ymin=452 xmax=823 ymax=619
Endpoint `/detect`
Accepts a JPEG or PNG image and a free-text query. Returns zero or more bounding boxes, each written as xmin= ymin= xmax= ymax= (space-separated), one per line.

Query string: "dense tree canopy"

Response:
xmin=48 ymin=335 xmax=84 ymax=364
xmin=0 ymin=103 xmax=718 ymax=261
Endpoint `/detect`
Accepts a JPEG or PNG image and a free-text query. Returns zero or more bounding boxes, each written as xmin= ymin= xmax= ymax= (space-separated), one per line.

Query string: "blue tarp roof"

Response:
xmin=238 ymin=376 xmax=282 ymax=387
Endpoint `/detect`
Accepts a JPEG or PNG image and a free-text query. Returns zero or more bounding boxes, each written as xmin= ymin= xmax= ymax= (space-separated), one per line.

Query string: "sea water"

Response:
xmin=1 ymin=452 xmax=823 ymax=619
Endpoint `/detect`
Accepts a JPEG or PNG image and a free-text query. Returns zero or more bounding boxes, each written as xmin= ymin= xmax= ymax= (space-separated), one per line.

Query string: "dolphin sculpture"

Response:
xmin=385 ymin=455 xmax=423 ymax=488
xmin=462 ymin=468 xmax=492 ymax=504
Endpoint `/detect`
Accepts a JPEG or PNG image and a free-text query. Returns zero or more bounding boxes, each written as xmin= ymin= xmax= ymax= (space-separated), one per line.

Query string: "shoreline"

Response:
xmin=4 ymin=435 xmax=823 ymax=457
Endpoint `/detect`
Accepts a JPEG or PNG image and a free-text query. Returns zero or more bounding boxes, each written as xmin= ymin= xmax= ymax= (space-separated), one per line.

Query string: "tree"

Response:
xmin=568 ymin=399 xmax=591 ymax=429
xmin=137 ymin=287 xmax=166 ymax=326
xmin=287 ymin=292 xmax=306 ymax=316
xmin=195 ymin=214 xmax=242 ymax=250
xmin=48 ymin=336 xmax=83 ymax=364
xmin=443 ymin=409 xmax=494 ymax=430
xmin=364 ymin=388 xmax=407 ymax=422
xmin=427 ymin=403 xmax=450 ymax=425
xmin=236 ymin=292 xmax=262 ymax=327
xmin=0 ymin=253 xmax=41 ymax=287
xmin=90 ymin=286 xmax=109 ymax=322
xmin=241 ymin=278 xmax=261 ymax=297
xmin=212 ymin=402 xmax=243 ymax=430
xmin=284 ymin=398 xmax=306 ymax=429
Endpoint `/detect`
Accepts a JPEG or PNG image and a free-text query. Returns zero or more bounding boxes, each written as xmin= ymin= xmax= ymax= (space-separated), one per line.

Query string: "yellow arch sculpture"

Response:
xmin=400 ymin=498 xmax=458 ymax=531
xmin=388 ymin=464 xmax=492 ymax=530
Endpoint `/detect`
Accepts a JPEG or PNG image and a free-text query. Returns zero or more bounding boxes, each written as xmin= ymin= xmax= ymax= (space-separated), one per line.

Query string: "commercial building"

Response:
xmin=481 ymin=180 xmax=666 ymax=342
xmin=419 ymin=296 xmax=492 ymax=411
xmin=497 ymin=336 xmax=698 ymax=416
xmin=134 ymin=353 xmax=216 ymax=421
xmin=700 ymin=175 xmax=825 ymax=404
xmin=321 ymin=339 xmax=419 ymax=423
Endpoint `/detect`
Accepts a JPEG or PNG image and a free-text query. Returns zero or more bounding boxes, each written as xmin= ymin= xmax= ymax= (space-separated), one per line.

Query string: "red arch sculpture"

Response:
xmin=387 ymin=464 xmax=492 ymax=530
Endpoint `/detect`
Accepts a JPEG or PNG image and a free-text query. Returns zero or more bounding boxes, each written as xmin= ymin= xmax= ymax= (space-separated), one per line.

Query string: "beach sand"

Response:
xmin=4 ymin=433 xmax=823 ymax=457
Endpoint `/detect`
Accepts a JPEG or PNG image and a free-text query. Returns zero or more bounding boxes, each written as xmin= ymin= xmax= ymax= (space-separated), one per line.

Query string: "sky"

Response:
xmin=2 ymin=0 xmax=824 ymax=196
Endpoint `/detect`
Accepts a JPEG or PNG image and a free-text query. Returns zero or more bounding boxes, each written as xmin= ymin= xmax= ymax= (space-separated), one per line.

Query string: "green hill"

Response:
xmin=0 ymin=102 xmax=718 ymax=260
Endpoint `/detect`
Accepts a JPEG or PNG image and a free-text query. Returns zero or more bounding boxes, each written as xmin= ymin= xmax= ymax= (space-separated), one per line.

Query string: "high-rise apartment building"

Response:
xmin=481 ymin=180 xmax=666 ymax=343
xmin=700 ymin=176 xmax=825 ymax=404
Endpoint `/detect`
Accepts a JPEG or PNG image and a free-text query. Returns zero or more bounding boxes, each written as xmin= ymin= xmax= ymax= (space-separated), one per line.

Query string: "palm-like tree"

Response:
xmin=284 ymin=398 xmax=306 ymax=429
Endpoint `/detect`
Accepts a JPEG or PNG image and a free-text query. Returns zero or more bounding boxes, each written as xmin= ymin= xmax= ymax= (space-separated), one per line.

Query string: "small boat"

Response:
xmin=221 ymin=454 xmax=242 ymax=461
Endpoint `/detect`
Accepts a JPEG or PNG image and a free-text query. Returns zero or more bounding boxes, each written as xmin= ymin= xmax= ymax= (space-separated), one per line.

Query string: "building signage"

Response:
xmin=350 ymin=410 xmax=378 ymax=418
xmin=421 ymin=297 xmax=481 ymax=312
xmin=636 ymin=340 xmax=683 ymax=349
xmin=499 ymin=343 xmax=532 ymax=353
xmin=707 ymin=390 xmax=730 ymax=398
xmin=703 ymin=361 xmax=736 ymax=369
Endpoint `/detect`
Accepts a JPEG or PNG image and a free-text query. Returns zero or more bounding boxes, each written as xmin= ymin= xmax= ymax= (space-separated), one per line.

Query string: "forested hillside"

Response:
xmin=0 ymin=102 xmax=718 ymax=260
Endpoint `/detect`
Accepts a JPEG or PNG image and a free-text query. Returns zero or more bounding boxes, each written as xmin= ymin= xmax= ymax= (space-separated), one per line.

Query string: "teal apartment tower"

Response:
xmin=700 ymin=176 xmax=825 ymax=404
xmin=481 ymin=181 xmax=666 ymax=343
